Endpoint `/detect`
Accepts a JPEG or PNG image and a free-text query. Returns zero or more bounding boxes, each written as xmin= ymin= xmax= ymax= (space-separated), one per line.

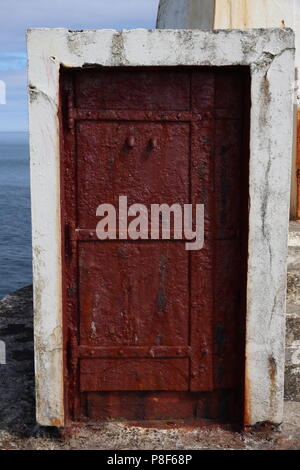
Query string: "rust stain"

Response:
xmin=51 ymin=418 xmax=63 ymax=427
xmin=244 ymin=366 xmax=251 ymax=426
xmin=228 ymin=0 xmax=233 ymax=29
xmin=297 ymin=170 xmax=300 ymax=220
xmin=243 ymin=0 xmax=248 ymax=29
xmin=268 ymin=356 xmax=277 ymax=383
xmin=268 ymin=356 xmax=277 ymax=413
xmin=215 ymin=0 xmax=288 ymax=30
xmin=296 ymin=110 xmax=300 ymax=219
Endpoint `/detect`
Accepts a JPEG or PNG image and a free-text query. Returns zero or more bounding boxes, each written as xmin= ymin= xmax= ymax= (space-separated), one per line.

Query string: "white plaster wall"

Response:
xmin=215 ymin=0 xmax=294 ymax=29
xmin=157 ymin=0 xmax=295 ymax=30
xmin=157 ymin=0 xmax=215 ymax=29
xmin=246 ymin=49 xmax=293 ymax=424
xmin=28 ymin=65 xmax=64 ymax=427
xmin=27 ymin=28 xmax=294 ymax=427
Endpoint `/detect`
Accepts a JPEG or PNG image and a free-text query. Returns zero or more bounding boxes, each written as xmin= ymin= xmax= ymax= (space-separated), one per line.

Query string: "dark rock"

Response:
xmin=0 ymin=285 xmax=35 ymax=434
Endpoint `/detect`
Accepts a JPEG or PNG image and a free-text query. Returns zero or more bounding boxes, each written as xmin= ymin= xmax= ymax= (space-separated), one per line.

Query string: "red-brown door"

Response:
xmin=60 ymin=67 xmax=249 ymax=424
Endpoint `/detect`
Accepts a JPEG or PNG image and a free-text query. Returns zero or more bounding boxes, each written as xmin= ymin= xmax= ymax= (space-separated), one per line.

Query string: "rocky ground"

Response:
xmin=0 ymin=286 xmax=299 ymax=450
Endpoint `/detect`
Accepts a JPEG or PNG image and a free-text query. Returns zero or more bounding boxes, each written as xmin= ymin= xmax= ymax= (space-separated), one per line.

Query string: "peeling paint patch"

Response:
xmin=111 ymin=32 xmax=128 ymax=66
xmin=268 ymin=356 xmax=278 ymax=414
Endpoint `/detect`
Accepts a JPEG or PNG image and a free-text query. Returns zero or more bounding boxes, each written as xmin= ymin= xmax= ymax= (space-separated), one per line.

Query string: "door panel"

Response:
xmin=74 ymin=69 xmax=190 ymax=110
xmin=76 ymin=121 xmax=190 ymax=227
xmin=80 ymin=358 xmax=189 ymax=391
xmin=78 ymin=242 xmax=189 ymax=347
xmin=61 ymin=66 xmax=249 ymax=424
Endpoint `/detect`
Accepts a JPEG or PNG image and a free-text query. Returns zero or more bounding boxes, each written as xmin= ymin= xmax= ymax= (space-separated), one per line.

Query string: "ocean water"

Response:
xmin=0 ymin=132 xmax=32 ymax=299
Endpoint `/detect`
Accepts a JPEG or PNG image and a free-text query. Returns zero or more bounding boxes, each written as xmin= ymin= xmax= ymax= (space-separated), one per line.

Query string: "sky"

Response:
xmin=0 ymin=0 xmax=160 ymax=132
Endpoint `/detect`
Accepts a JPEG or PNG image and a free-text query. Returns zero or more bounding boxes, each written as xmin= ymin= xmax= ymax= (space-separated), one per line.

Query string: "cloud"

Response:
xmin=0 ymin=68 xmax=28 ymax=131
xmin=0 ymin=52 xmax=27 ymax=71
xmin=0 ymin=0 xmax=160 ymax=51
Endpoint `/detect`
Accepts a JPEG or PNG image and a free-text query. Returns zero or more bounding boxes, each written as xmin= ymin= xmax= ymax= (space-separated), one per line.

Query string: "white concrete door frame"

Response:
xmin=28 ymin=28 xmax=294 ymax=427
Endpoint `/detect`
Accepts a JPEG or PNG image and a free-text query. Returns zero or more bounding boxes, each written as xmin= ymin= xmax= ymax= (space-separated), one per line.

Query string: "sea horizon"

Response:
xmin=0 ymin=131 xmax=32 ymax=299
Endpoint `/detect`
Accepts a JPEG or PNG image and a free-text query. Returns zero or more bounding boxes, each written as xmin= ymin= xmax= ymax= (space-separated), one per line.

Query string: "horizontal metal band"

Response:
xmin=73 ymin=109 xmax=209 ymax=122
xmin=78 ymin=345 xmax=192 ymax=359
xmin=72 ymin=228 xmax=238 ymax=242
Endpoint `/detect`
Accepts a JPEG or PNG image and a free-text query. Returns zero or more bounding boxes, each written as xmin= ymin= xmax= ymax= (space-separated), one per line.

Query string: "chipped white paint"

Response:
xmin=27 ymin=28 xmax=294 ymax=427
xmin=0 ymin=340 xmax=5 ymax=365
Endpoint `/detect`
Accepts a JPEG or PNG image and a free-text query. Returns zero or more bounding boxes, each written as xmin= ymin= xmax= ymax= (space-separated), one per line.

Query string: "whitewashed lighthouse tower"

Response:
xmin=156 ymin=0 xmax=214 ymax=29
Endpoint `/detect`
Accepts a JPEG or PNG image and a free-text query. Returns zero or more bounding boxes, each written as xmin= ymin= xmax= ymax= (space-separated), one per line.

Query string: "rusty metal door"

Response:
xmin=60 ymin=67 xmax=249 ymax=424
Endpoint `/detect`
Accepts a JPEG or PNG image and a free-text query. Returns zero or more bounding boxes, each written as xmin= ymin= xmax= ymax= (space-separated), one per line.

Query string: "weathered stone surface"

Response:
xmin=284 ymin=223 xmax=300 ymax=400
xmin=287 ymin=223 xmax=300 ymax=304
xmin=0 ymin=286 xmax=35 ymax=433
xmin=288 ymin=246 xmax=300 ymax=272
xmin=287 ymin=272 xmax=300 ymax=304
